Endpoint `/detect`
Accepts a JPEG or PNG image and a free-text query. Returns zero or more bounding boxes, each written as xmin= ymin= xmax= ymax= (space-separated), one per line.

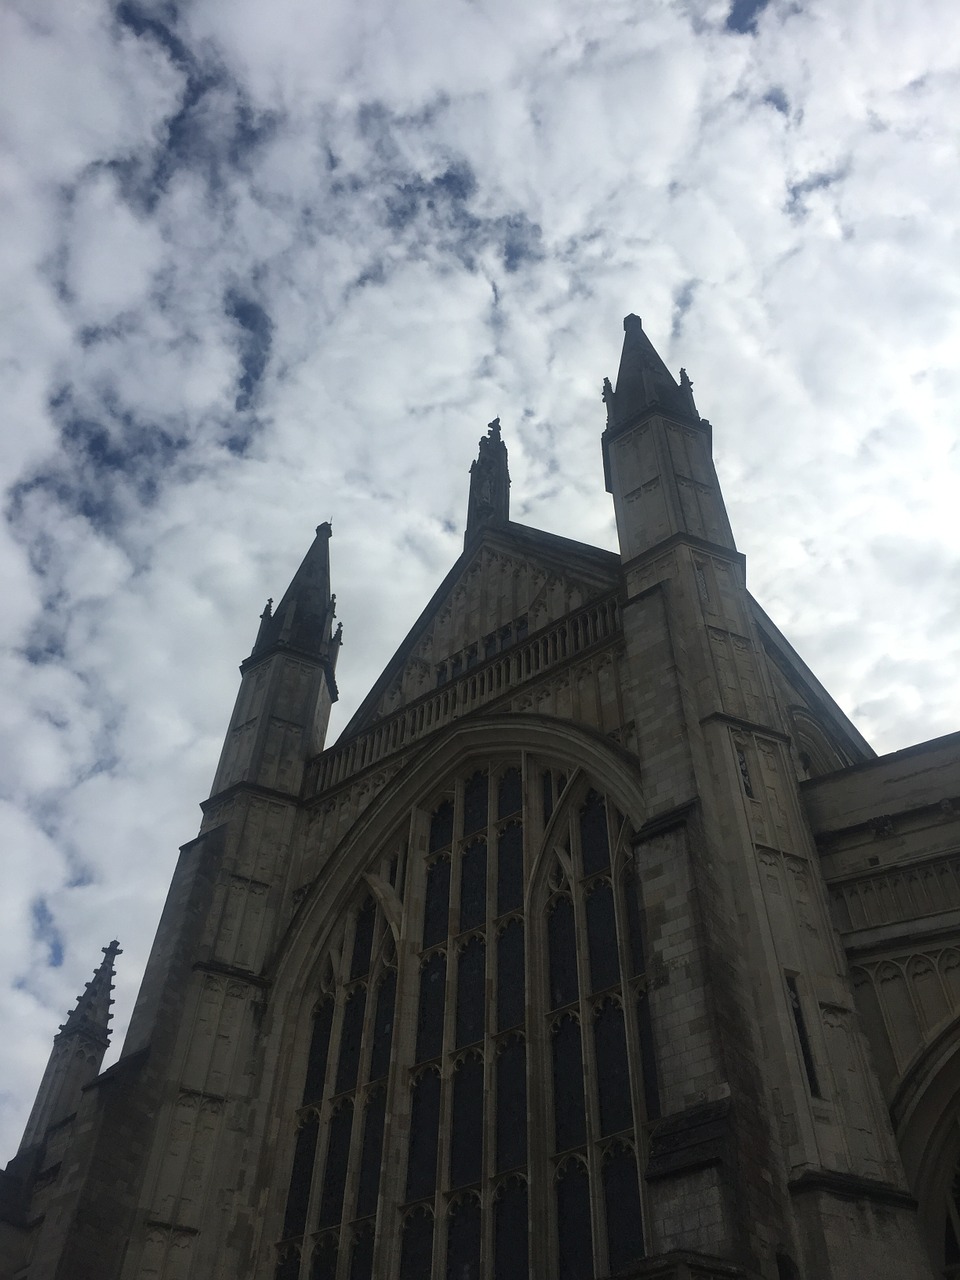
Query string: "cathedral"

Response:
xmin=3 ymin=315 xmax=959 ymax=1280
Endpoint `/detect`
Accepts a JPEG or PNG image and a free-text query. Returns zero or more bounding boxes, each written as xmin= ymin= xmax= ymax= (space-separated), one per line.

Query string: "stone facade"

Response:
xmin=2 ymin=316 xmax=956 ymax=1279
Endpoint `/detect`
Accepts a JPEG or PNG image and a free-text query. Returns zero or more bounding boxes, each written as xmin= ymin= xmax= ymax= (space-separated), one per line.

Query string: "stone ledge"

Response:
xmin=603 ymin=1248 xmax=747 ymax=1279
xmin=645 ymin=1098 xmax=732 ymax=1180
xmin=788 ymin=1167 xmax=917 ymax=1210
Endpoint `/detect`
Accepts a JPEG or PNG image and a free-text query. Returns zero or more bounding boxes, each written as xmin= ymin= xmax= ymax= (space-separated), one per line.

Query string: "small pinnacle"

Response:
xmin=261 ymin=597 xmax=273 ymax=619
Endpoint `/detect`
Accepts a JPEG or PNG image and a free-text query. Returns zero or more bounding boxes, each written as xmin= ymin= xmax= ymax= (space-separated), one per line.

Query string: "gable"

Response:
xmin=340 ymin=522 xmax=620 ymax=737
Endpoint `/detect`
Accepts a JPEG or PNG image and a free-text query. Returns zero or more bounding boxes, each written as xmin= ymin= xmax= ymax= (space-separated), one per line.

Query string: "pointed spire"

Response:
xmin=465 ymin=417 xmax=510 ymax=545
xmin=18 ymin=941 xmax=122 ymax=1151
xmin=603 ymin=314 xmax=698 ymax=431
xmin=60 ymin=939 xmax=121 ymax=1048
xmin=249 ymin=522 xmax=340 ymax=696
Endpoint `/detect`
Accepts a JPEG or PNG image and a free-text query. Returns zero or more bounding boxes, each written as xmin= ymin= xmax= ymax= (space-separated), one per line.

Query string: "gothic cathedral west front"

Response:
xmin=3 ymin=316 xmax=959 ymax=1280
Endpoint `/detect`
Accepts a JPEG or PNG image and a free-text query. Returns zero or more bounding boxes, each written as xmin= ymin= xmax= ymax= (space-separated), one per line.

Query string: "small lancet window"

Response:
xmin=594 ymin=999 xmax=632 ymax=1136
xmin=786 ymin=974 xmax=822 ymax=1097
xmin=369 ymin=969 xmax=396 ymax=1082
xmin=350 ymin=898 xmax=376 ymax=980
xmin=423 ymin=856 xmax=451 ymax=948
xmin=459 ymin=841 xmax=487 ymax=932
xmin=463 ymin=771 xmax=489 ymax=836
xmin=497 ymin=767 xmax=522 ymax=819
xmin=415 ymin=952 xmax=446 ymax=1063
xmin=548 ymin=895 xmax=578 ymax=1010
xmin=335 ymin=987 xmax=366 ymax=1094
xmin=356 ymin=1089 xmax=386 ymax=1217
xmin=302 ymin=999 xmax=334 ymax=1105
xmin=495 ymin=1035 xmax=527 ymax=1172
xmin=430 ymin=801 xmax=454 ymax=853
xmin=496 ymin=918 xmax=524 ymax=1032
xmin=494 ymin=1177 xmax=528 ymax=1280
xmin=282 ymin=1115 xmax=318 ymax=1238
xmin=556 ymin=1158 xmax=593 ymax=1280
xmin=580 ymin=790 xmax=610 ymax=875
xmin=399 ymin=1207 xmax=434 ymax=1280
xmin=311 ymin=1234 xmax=339 ymax=1280
xmin=552 ymin=1015 xmax=586 ymax=1152
xmin=456 ymin=937 xmax=486 ymax=1047
xmin=319 ymin=1099 xmax=353 ymax=1226
xmin=603 ymin=1143 xmax=644 ymax=1272
xmin=586 ymin=880 xmax=618 ymax=992
xmin=446 ymin=1195 xmax=481 ymax=1280
xmin=497 ymin=822 xmax=523 ymax=915
xmin=450 ymin=1053 xmax=484 ymax=1188
xmin=349 ymin=1225 xmax=374 ymax=1280
xmin=406 ymin=1070 xmax=441 ymax=1201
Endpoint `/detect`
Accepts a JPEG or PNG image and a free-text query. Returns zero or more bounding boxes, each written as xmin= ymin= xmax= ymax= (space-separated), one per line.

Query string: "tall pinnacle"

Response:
xmin=603 ymin=314 xmax=698 ymax=431
xmin=17 ymin=940 xmax=122 ymax=1152
xmin=60 ymin=939 xmax=122 ymax=1048
xmin=465 ymin=417 xmax=510 ymax=545
xmin=250 ymin=522 xmax=341 ymax=693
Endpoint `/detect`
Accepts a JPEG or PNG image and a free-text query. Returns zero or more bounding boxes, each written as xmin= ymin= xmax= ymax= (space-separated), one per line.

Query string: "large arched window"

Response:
xmin=278 ymin=756 xmax=655 ymax=1279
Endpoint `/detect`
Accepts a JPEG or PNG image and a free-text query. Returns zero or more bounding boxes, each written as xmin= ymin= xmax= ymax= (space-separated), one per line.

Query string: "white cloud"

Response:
xmin=0 ymin=0 xmax=958 ymax=1159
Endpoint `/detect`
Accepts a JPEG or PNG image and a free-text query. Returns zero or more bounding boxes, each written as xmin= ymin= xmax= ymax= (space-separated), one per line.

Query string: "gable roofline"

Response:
xmin=334 ymin=520 xmax=620 ymax=743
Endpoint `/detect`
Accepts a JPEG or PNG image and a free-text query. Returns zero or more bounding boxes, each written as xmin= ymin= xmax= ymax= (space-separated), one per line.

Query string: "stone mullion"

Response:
xmin=526 ymin=822 xmax=554 ymax=1280
xmin=571 ymin=812 xmax=606 ymax=1280
xmin=334 ymin=968 xmax=379 ymax=1279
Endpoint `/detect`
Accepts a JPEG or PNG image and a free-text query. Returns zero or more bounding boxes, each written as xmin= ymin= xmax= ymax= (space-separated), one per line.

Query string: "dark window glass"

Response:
xmin=423 ymin=856 xmax=451 ymax=948
xmin=282 ymin=1116 xmax=318 ymax=1238
xmin=594 ymin=1001 xmax=632 ymax=1136
xmin=463 ymin=771 xmax=488 ymax=836
xmin=349 ymin=1225 xmax=374 ymax=1280
xmin=580 ymin=790 xmax=609 ymax=874
xmin=311 ymin=1234 xmax=338 ymax=1280
xmin=542 ymin=772 xmax=554 ymax=823
xmin=356 ymin=1090 xmax=386 ymax=1217
xmin=548 ymin=897 xmax=578 ymax=1009
xmin=335 ymin=987 xmax=366 ymax=1094
xmin=416 ymin=952 xmax=446 ymax=1063
xmin=556 ymin=1160 xmax=593 ymax=1280
xmin=484 ymin=633 xmax=498 ymax=660
xmin=437 ymin=663 xmax=448 ymax=688
xmin=498 ymin=767 xmax=522 ymax=819
xmin=623 ymin=869 xmax=646 ymax=976
xmin=451 ymin=1053 xmax=484 ymax=1188
xmin=496 ymin=918 xmax=524 ymax=1032
xmin=302 ymin=1000 xmax=333 ymax=1104
xmin=451 ymin=655 xmax=463 ymax=679
xmin=494 ymin=1178 xmax=528 ymax=1280
xmin=497 ymin=823 xmax=523 ymax=914
xmin=496 ymin=1037 xmax=527 ymax=1172
xmin=399 ymin=1208 xmax=434 ymax=1280
xmin=456 ymin=937 xmax=486 ymax=1047
xmin=369 ymin=969 xmax=396 ymax=1081
xmin=406 ymin=1071 xmax=441 ymax=1200
xmin=460 ymin=842 xmax=487 ymax=932
xmin=603 ymin=1146 xmax=644 ymax=1271
xmin=430 ymin=802 xmax=454 ymax=852
xmin=466 ymin=645 xmax=478 ymax=669
xmin=350 ymin=899 xmax=376 ymax=979
xmin=515 ymin=617 xmax=528 ymax=643
xmin=276 ymin=1252 xmax=300 ymax=1280
xmin=552 ymin=1016 xmax=586 ymax=1151
xmin=586 ymin=881 xmax=619 ymax=992
xmin=636 ymin=989 xmax=661 ymax=1120
xmin=319 ymin=1100 xmax=353 ymax=1226
xmin=446 ymin=1197 xmax=481 ymax=1280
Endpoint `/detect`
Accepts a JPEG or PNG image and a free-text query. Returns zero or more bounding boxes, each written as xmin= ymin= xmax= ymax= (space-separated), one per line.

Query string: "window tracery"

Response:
xmin=278 ymin=758 xmax=654 ymax=1279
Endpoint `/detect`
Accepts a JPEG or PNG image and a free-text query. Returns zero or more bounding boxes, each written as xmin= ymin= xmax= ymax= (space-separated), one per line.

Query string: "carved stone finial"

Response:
xmin=487 ymin=416 xmax=501 ymax=441
xmin=679 ymin=368 xmax=693 ymax=389
xmin=602 ymin=377 xmax=613 ymax=404
xmin=330 ymin=593 xmax=336 ymax=616
xmin=260 ymin=597 xmax=273 ymax=620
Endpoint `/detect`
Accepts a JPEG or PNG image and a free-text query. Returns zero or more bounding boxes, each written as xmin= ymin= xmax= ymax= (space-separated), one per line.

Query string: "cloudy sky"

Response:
xmin=1 ymin=0 xmax=958 ymax=1157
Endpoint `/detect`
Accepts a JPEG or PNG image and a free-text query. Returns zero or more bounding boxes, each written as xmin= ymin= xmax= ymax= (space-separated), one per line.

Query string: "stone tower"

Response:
xmin=3 ymin=316 xmax=958 ymax=1280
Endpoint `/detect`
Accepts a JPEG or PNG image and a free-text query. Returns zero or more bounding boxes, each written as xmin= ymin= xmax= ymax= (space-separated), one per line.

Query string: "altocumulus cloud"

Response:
xmin=0 ymin=0 xmax=958 ymax=1155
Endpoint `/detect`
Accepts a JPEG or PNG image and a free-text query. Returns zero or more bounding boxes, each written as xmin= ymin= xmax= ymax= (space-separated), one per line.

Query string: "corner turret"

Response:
xmin=601 ymin=314 xmax=735 ymax=562
xmin=18 ymin=941 xmax=121 ymax=1153
xmin=465 ymin=417 xmax=510 ymax=546
xmin=209 ymin=524 xmax=342 ymax=798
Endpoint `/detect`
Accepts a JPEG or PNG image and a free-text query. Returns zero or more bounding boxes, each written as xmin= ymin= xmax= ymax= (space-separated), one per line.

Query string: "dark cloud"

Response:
xmin=725 ymin=0 xmax=772 ymax=35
